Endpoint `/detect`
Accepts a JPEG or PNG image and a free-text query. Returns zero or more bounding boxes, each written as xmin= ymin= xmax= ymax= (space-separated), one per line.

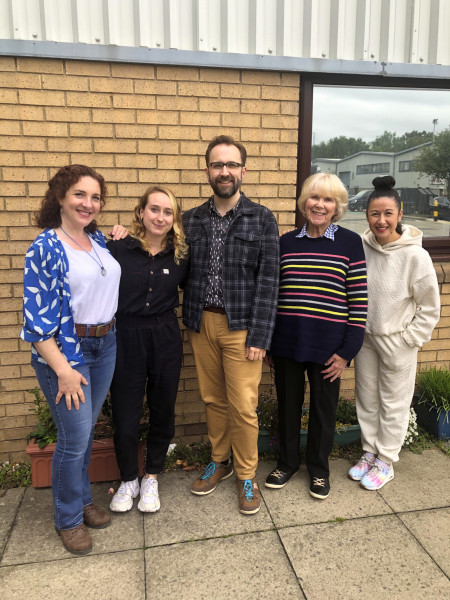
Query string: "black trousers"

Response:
xmin=110 ymin=311 xmax=182 ymax=480
xmin=273 ymin=356 xmax=340 ymax=479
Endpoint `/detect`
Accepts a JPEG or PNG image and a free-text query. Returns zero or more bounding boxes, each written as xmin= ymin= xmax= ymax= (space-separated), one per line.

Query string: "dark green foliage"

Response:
xmin=163 ymin=441 xmax=212 ymax=471
xmin=415 ymin=129 xmax=450 ymax=194
xmin=0 ymin=461 xmax=31 ymax=489
xmin=26 ymin=387 xmax=58 ymax=448
xmin=416 ymin=367 xmax=450 ymax=422
xmin=335 ymin=397 xmax=358 ymax=426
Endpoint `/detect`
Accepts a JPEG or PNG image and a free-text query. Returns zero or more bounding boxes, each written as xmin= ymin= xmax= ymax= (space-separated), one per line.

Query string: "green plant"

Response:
xmin=403 ymin=408 xmax=419 ymax=447
xmin=27 ymin=388 xmax=149 ymax=449
xmin=335 ymin=397 xmax=358 ymax=426
xmin=163 ymin=441 xmax=212 ymax=471
xmin=416 ymin=367 xmax=450 ymax=422
xmin=0 ymin=461 xmax=31 ymax=489
xmin=26 ymin=387 xmax=58 ymax=448
xmin=257 ymin=387 xmax=359 ymax=436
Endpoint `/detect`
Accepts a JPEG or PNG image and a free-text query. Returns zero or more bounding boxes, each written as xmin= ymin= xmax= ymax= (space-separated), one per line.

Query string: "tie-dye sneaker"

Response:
xmin=360 ymin=458 xmax=394 ymax=490
xmin=348 ymin=452 xmax=376 ymax=481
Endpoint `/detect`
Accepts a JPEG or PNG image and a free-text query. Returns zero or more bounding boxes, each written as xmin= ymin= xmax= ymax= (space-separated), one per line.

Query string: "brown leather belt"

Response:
xmin=75 ymin=319 xmax=115 ymax=338
xmin=204 ymin=306 xmax=226 ymax=315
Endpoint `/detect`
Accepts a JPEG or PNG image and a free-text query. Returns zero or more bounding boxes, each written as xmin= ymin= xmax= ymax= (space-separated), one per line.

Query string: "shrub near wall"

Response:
xmin=0 ymin=56 xmax=299 ymax=461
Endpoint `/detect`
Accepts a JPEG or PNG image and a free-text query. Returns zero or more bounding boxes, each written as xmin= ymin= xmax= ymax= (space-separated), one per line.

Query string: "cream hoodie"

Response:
xmin=362 ymin=224 xmax=440 ymax=347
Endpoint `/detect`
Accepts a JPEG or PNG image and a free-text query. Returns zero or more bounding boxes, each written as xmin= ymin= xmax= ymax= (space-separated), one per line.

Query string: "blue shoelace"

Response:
xmin=243 ymin=479 xmax=253 ymax=501
xmin=201 ymin=462 xmax=216 ymax=480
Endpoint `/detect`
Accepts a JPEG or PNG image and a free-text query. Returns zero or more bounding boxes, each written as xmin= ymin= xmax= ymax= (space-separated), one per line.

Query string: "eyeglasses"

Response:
xmin=209 ymin=162 xmax=243 ymax=171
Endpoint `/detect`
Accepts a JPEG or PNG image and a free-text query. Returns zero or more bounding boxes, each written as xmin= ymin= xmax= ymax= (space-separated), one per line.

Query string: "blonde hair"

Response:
xmin=130 ymin=186 xmax=188 ymax=264
xmin=297 ymin=173 xmax=348 ymax=223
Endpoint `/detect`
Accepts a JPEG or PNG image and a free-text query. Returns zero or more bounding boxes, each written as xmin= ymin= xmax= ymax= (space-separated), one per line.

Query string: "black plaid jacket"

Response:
xmin=182 ymin=193 xmax=280 ymax=350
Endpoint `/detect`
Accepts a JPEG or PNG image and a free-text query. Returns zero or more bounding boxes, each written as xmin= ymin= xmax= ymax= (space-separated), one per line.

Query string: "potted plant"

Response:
xmin=257 ymin=390 xmax=361 ymax=453
xmin=415 ymin=367 xmax=450 ymax=439
xmin=26 ymin=387 xmax=145 ymax=487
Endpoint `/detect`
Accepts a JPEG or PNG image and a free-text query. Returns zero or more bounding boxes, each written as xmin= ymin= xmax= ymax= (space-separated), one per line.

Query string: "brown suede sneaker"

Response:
xmin=83 ymin=503 xmax=111 ymax=529
xmin=237 ymin=478 xmax=261 ymax=515
xmin=191 ymin=460 xmax=233 ymax=495
xmin=56 ymin=523 xmax=92 ymax=555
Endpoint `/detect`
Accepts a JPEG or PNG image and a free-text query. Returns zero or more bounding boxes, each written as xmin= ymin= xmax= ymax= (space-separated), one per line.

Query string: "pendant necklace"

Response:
xmin=60 ymin=227 xmax=107 ymax=276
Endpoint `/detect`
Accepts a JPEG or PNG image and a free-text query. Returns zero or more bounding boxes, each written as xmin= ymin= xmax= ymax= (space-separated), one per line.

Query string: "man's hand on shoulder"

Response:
xmin=245 ymin=347 xmax=266 ymax=361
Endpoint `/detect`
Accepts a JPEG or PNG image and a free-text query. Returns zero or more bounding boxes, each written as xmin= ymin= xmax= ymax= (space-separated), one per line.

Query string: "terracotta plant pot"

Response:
xmin=26 ymin=438 xmax=145 ymax=488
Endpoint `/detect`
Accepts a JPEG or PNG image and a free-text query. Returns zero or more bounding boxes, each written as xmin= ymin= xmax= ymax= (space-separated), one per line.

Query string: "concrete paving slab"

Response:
xmin=260 ymin=459 xmax=393 ymax=528
xmin=142 ymin=470 xmax=274 ymax=547
xmin=144 ymin=530 xmax=300 ymax=599
xmin=280 ymin=514 xmax=450 ymax=600
xmin=2 ymin=483 xmax=143 ymax=565
xmin=399 ymin=508 xmax=450 ymax=578
xmin=377 ymin=448 xmax=450 ymax=512
xmin=0 ymin=488 xmax=25 ymax=559
xmin=0 ymin=549 xmax=144 ymax=600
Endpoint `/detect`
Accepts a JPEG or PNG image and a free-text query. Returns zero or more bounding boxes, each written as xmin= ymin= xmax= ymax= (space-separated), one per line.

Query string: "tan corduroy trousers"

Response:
xmin=187 ymin=311 xmax=262 ymax=480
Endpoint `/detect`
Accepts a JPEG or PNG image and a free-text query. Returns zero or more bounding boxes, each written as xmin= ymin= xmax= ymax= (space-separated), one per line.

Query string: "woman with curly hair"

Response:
xmin=21 ymin=164 xmax=125 ymax=555
xmin=108 ymin=186 xmax=188 ymax=513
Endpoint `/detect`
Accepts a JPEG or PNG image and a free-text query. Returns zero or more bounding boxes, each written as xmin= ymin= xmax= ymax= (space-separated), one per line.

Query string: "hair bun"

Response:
xmin=372 ymin=175 xmax=395 ymax=190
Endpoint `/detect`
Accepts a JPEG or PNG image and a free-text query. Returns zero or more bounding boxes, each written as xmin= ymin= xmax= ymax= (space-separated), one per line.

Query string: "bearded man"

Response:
xmin=182 ymin=135 xmax=280 ymax=515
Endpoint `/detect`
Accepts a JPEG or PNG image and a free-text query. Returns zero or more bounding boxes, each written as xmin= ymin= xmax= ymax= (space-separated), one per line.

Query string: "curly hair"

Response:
xmin=34 ymin=165 xmax=107 ymax=232
xmin=130 ymin=186 xmax=188 ymax=265
xmin=297 ymin=173 xmax=348 ymax=223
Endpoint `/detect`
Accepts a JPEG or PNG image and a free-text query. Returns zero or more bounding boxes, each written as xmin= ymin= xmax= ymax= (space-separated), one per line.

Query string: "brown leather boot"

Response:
xmin=83 ymin=503 xmax=111 ymax=529
xmin=56 ymin=523 xmax=92 ymax=555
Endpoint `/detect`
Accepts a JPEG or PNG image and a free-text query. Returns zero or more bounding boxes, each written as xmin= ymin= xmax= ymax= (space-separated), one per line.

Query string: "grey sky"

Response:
xmin=313 ymin=86 xmax=450 ymax=145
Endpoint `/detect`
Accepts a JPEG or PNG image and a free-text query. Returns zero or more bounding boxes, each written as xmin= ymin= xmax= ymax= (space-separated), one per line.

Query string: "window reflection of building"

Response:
xmin=314 ymin=142 xmax=442 ymax=195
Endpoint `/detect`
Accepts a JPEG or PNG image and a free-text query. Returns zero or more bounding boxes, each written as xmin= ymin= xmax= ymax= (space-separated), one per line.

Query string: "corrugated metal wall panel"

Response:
xmin=437 ymin=0 xmax=450 ymax=65
xmin=42 ymin=0 xmax=74 ymax=43
xmin=337 ymin=0 xmax=358 ymax=61
xmin=0 ymin=0 xmax=12 ymax=39
xmin=2 ymin=0 xmax=449 ymax=67
xmin=76 ymin=0 xmax=106 ymax=45
xmin=11 ymin=0 xmax=42 ymax=41
xmin=108 ymin=0 xmax=137 ymax=47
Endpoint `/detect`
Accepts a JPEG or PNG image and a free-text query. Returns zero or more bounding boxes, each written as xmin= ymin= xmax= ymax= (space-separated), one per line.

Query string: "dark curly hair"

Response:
xmin=367 ymin=176 xmax=402 ymax=235
xmin=34 ymin=165 xmax=107 ymax=233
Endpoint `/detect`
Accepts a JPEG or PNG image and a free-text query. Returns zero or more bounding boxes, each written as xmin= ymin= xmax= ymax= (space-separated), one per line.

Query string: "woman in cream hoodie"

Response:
xmin=348 ymin=176 xmax=440 ymax=490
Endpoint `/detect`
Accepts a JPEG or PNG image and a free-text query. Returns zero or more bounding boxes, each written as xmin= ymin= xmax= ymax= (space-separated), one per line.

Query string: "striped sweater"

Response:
xmin=270 ymin=226 xmax=367 ymax=365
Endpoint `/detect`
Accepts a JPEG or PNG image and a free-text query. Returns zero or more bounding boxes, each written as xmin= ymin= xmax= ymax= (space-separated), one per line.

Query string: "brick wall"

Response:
xmin=0 ymin=56 xmax=299 ymax=461
xmin=0 ymin=56 xmax=448 ymax=462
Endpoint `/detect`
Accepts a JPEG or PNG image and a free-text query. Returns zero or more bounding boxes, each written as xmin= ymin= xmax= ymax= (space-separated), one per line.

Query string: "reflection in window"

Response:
xmin=356 ymin=163 xmax=390 ymax=175
xmin=312 ymin=86 xmax=450 ymax=238
xmin=398 ymin=160 xmax=416 ymax=172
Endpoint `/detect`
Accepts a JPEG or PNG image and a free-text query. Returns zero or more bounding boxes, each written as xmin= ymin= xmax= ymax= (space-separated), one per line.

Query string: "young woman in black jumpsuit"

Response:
xmin=107 ymin=186 xmax=188 ymax=513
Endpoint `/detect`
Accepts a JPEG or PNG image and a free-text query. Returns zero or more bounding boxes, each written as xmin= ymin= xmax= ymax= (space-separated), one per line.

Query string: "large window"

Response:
xmin=297 ymin=76 xmax=450 ymax=258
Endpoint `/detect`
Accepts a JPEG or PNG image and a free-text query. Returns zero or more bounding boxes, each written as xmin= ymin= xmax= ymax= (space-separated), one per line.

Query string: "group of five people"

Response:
xmin=21 ymin=135 xmax=440 ymax=555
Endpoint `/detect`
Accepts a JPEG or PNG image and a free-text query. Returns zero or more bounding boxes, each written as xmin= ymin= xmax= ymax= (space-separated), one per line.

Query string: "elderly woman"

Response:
xmin=265 ymin=173 xmax=367 ymax=499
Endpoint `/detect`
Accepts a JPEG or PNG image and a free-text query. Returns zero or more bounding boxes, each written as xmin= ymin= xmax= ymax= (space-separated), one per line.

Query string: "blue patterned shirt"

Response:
xmin=20 ymin=228 xmax=109 ymax=366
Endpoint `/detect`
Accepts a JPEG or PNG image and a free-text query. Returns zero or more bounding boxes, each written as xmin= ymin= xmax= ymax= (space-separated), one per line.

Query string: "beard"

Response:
xmin=210 ymin=174 xmax=241 ymax=199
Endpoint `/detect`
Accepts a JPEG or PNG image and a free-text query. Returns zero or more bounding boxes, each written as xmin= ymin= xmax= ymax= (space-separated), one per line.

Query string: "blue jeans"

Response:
xmin=32 ymin=329 xmax=116 ymax=530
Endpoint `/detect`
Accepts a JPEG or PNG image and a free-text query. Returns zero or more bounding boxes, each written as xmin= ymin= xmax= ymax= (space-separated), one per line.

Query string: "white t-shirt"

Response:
xmin=62 ymin=239 xmax=121 ymax=324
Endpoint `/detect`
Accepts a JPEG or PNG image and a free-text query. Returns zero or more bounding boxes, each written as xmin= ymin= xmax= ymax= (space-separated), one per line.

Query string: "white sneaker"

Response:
xmin=137 ymin=476 xmax=160 ymax=513
xmin=109 ymin=478 xmax=139 ymax=512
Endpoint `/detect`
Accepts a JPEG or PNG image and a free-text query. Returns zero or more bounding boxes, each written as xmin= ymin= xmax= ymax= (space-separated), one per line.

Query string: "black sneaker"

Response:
xmin=265 ymin=467 xmax=298 ymax=489
xmin=309 ymin=477 xmax=330 ymax=499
